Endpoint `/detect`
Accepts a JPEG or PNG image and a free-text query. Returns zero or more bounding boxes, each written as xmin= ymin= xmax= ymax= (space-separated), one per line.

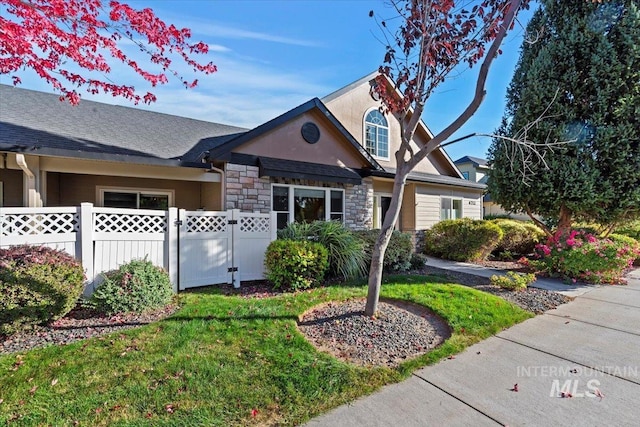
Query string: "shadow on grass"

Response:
xmin=162 ymin=313 xmax=300 ymax=323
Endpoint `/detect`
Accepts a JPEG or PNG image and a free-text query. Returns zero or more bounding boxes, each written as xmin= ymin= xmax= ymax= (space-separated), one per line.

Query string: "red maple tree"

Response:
xmin=0 ymin=0 xmax=217 ymax=104
xmin=365 ymin=0 xmax=530 ymax=315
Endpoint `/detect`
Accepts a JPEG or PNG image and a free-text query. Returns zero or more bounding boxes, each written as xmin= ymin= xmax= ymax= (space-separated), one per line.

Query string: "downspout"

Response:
xmin=209 ymin=164 xmax=226 ymax=211
xmin=203 ymin=151 xmax=226 ymax=211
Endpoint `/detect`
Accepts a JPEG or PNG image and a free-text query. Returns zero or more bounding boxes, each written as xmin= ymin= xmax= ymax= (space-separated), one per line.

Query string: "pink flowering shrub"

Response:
xmin=533 ymin=229 xmax=640 ymax=284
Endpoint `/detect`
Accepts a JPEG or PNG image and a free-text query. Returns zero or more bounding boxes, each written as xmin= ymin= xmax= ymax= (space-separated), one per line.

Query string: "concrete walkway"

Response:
xmin=305 ymin=261 xmax=640 ymax=427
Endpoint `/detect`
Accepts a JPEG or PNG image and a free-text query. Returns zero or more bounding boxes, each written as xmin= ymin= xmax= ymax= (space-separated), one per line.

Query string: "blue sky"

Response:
xmin=2 ymin=0 xmax=535 ymax=161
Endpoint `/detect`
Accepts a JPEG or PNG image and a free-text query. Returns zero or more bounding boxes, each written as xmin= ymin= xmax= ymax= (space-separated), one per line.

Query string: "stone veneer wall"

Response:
xmin=224 ymin=163 xmax=374 ymax=229
xmin=225 ymin=164 xmax=271 ymax=213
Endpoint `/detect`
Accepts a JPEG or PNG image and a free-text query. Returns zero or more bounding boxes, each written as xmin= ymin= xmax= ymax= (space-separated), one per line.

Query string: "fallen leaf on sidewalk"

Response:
xmin=511 ymin=384 xmax=519 ymax=392
xmin=594 ymin=388 xmax=604 ymax=401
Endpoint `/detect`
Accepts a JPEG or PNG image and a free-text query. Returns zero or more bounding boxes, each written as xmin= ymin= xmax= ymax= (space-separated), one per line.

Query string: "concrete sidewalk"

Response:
xmin=305 ymin=264 xmax=640 ymax=427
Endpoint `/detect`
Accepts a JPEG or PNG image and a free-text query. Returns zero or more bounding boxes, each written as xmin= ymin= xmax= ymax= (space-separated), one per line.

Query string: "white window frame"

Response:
xmin=271 ymin=184 xmax=345 ymax=228
xmin=363 ymin=108 xmax=390 ymax=161
xmin=96 ymin=186 xmax=174 ymax=209
xmin=440 ymin=196 xmax=463 ymax=220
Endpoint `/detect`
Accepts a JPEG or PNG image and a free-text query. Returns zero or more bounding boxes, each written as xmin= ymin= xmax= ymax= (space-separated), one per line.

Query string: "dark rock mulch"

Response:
xmin=298 ymin=298 xmax=451 ymax=367
xmin=1 ymin=267 xmax=571 ymax=360
xmin=421 ymin=265 xmax=572 ymax=314
xmin=0 ymin=304 xmax=179 ymax=356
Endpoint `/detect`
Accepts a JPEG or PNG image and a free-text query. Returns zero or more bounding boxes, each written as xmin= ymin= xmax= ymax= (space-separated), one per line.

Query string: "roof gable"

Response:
xmin=454 ymin=155 xmax=489 ymax=168
xmin=206 ymin=98 xmax=383 ymax=171
xmin=322 ymin=72 xmax=463 ymax=178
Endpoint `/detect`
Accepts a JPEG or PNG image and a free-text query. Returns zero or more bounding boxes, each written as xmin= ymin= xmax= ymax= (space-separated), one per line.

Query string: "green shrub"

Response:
xmin=490 ymin=271 xmax=536 ymax=291
xmin=91 ymin=259 xmax=173 ymax=315
xmin=614 ymin=220 xmax=640 ymax=241
xmin=278 ymin=221 xmax=366 ymax=280
xmin=0 ymin=245 xmax=85 ymax=336
xmin=354 ymin=229 xmax=413 ymax=272
xmin=533 ymin=229 xmax=640 ymax=284
xmin=410 ymin=252 xmax=429 ymax=270
xmin=423 ymin=219 xmax=503 ymax=262
xmin=491 ymin=219 xmax=546 ymax=258
xmin=264 ymin=239 xmax=329 ymax=290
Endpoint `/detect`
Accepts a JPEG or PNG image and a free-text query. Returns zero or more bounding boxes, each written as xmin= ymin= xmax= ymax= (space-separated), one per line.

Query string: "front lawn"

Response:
xmin=0 ymin=275 xmax=532 ymax=426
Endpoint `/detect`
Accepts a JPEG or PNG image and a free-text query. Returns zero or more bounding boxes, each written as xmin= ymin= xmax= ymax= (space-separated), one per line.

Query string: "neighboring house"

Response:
xmin=1 ymin=72 xmax=484 ymax=247
xmin=454 ymin=155 xmax=530 ymax=221
xmin=454 ymin=155 xmax=490 ymax=184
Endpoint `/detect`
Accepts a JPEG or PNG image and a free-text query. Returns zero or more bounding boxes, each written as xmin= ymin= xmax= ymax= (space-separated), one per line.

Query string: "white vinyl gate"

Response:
xmin=0 ymin=205 xmax=276 ymax=293
xmin=178 ymin=209 xmax=275 ymax=290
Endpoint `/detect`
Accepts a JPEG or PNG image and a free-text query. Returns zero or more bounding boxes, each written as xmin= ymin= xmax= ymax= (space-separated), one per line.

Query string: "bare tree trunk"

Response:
xmin=557 ymin=204 xmax=572 ymax=234
xmin=527 ymin=208 xmax=552 ymax=236
xmin=364 ymin=0 xmax=523 ymax=316
xmin=365 ymin=165 xmax=408 ymax=316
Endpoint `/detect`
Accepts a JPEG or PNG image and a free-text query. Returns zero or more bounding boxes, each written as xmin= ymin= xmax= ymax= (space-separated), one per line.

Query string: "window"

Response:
xmin=441 ymin=197 xmax=462 ymax=220
xmin=98 ymin=187 xmax=173 ymax=210
xmin=461 ymin=171 xmax=470 ymax=180
xmin=272 ymin=184 xmax=344 ymax=229
xmin=364 ymin=110 xmax=389 ymax=159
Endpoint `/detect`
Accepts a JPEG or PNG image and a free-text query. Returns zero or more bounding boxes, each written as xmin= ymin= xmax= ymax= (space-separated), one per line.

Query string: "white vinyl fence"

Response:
xmin=0 ymin=203 xmax=276 ymax=295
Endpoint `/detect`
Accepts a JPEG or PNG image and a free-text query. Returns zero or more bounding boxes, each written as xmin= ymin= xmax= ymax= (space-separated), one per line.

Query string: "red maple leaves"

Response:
xmin=370 ymin=0 xmax=530 ymax=114
xmin=0 ymin=0 xmax=217 ymax=104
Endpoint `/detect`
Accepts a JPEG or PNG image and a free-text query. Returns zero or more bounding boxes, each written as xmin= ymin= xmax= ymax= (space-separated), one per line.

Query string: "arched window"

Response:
xmin=364 ymin=110 xmax=389 ymax=159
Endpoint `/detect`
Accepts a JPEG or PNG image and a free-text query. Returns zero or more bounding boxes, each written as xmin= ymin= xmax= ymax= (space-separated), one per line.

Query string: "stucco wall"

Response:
xmin=323 ymin=79 xmax=458 ymax=176
xmin=47 ymin=172 xmax=209 ymax=209
xmin=0 ymin=168 xmax=23 ymax=207
xmin=234 ymin=110 xmax=370 ymax=169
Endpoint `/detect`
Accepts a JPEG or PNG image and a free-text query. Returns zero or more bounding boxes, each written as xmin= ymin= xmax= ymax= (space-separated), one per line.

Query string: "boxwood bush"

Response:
xmin=491 ymin=219 xmax=545 ymax=259
xmin=278 ymin=221 xmax=366 ymax=280
xmin=354 ymin=229 xmax=413 ymax=272
xmin=423 ymin=218 xmax=503 ymax=262
xmin=0 ymin=245 xmax=85 ymax=336
xmin=264 ymin=239 xmax=329 ymax=290
xmin=91 ymin=259 xmax=174 ymax=315
xmin=490 ymin=271 xmax=536 ymax=291
xmin=614 ymin=220 xmax=640 ymax=241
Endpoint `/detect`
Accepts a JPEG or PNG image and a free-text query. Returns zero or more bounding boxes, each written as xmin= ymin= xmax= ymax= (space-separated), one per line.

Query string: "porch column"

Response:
xmin=16 ymin=154 xmax=43 ymax=207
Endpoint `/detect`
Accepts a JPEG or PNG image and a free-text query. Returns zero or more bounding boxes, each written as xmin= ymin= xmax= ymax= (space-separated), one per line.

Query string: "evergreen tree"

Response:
xmin=487 ymin=0 xmax=640 ymax=232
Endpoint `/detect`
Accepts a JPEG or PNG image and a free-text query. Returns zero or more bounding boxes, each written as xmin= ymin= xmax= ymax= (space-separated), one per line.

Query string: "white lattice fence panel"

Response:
xmin=92 ymin=207 xmax=168 ymax=281
xmin=235 ymin=212 xmax=273 ymax=281
xmin=186 ymin=215 xmax=227 ymax=233
xmin=1 ymin=212 xmax=79 ymax=236
xmin=0 ymin=208 xmax=80 ymax=254
xmin=94 ymin=212 xmax=166 ymax=234
xmin=239 ymin=216 xmax=270 ymax=234
xmin=179 ymin=211 xmax=230 ymax=288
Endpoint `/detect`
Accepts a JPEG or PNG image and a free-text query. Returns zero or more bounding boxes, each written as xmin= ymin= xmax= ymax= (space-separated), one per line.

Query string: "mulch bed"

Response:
xmin=298 ymin=298 xmax=450 ymax=367
xmin=1 ymin=267 xmax=571 ymax=365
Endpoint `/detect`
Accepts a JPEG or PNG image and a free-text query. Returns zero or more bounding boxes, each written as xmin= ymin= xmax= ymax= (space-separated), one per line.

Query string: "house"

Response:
xmin=454 ymin=155 xmax=490 ymax=184
xmin=454 ymin=155 xmax=530 ymax=220
xmin=1 ymin=73 xmax=485 ymax=248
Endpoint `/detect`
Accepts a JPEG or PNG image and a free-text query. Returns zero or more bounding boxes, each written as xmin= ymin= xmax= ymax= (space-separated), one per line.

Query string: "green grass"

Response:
xmin=0 ymin=275 xmax=532 ymax=426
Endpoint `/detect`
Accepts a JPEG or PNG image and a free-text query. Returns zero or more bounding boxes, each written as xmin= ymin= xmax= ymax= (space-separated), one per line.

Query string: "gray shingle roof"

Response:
xmin=0 ymin=84 xmax=247 ymax=165
xmin=453 ymin=155 xmax=489 ymax=167
xmin=372 ymin=168 xmax=486 ymax=190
